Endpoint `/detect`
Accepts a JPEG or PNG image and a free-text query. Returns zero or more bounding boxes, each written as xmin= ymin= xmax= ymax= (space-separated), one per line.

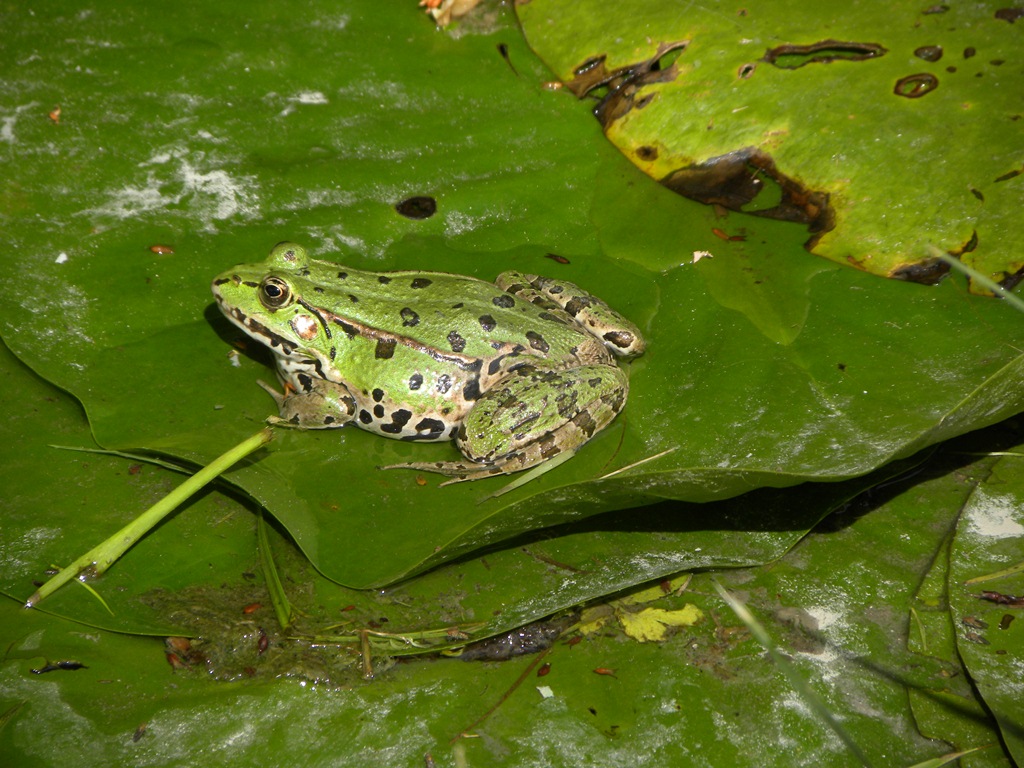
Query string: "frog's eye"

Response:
xmin=259 ymin=277 xmax=292 ymax=309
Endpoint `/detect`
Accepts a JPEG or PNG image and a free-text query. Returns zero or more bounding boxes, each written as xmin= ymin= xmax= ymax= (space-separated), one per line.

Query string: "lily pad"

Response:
xmin=4 ymin=427 xmax=1020 ymax=766
xmin=517 ymin=0 xmax=1024 ymax=291
xmin=1 ymin=0 xmax=1023 ymax=591
xmin=3 ymin=2 xmax=1024 ymax=765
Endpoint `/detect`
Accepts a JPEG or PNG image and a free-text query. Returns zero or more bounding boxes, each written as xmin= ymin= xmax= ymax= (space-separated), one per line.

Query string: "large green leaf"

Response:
xmin=1 ymin=0 xmax=1022 ymax=590
xmin=0 ymin=333 xmax=915 ymax=647
xmin=2 ymin=4 xmax=1022 ymax=763
xmin=3 ymin=426 xmax=1020 ymax=765
xmin=517 ymin=0 xmax=1024 ymax=291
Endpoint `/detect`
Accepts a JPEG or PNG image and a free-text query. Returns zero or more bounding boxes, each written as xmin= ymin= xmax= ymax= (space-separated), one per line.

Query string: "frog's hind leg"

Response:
xmin=495 ymin=272 xmax=645 ymax=358
xmin=382 ymin=364 xmax=629 ymax=483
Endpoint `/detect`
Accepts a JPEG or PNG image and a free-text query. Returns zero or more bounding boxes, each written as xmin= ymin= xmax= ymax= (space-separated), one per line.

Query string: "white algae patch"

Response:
xmin=77 ymin=143 xmax=260 ymax=231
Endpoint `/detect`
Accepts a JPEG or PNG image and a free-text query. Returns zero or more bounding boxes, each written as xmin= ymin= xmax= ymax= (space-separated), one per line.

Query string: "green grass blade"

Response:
xmin=26 ymin=428 xmax=274 ymax=608
xmin=257 ymin=511 xmax=293 ymax=631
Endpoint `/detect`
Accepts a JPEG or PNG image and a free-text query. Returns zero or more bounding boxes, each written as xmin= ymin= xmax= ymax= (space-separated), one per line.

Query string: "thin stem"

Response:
xmin=26 ymin=428 xmax=274 ymax=608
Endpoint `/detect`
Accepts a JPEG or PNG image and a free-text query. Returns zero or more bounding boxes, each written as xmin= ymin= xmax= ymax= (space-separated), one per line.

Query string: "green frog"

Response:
xmin=211 ymin=242 xmax=645 ymax=483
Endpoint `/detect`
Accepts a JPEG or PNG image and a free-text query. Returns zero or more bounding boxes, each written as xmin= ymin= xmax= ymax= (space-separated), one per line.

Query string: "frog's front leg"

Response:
xmin=387 ymin=364 xmax=629 ymax=482
xmin=259 ymin=378 xmax=358 ymax=429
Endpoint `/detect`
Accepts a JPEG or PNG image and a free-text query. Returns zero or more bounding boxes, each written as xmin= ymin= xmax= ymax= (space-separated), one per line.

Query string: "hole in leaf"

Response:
xmin=650 ymin=46 xmax=684 ymax=72
xmin=565 ymin=41 xmax=688 ymax=124
xmin=914 ymin=45 xmax=943 ymax=61
xmin=894 ymin=73 xmax=939 ymax=98
xmin=659 ymin=147 xmax=835 ymax=249
xmin=763 ymin=40 xmax=887 ymax=69
xmin=888 ymin=258 xmax=949 ymax=284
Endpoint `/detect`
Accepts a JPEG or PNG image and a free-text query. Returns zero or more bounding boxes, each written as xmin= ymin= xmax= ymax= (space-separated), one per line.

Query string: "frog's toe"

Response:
xmin=379 ymin=459 xmax=505 ymax=483
xmin=257 ymin=379 xmax=287 ymax=407
xmin=266 ymin=414 xmax=301 ymax=428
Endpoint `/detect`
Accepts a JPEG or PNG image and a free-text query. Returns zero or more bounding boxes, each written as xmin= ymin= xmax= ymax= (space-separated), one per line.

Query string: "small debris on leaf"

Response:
xmin=31 ymin=660 xmax=87 ymax=674
xmin=395 ymin=195 xmax=437 ymax=220
xmin=419 ymin=0 xmax=480 ymax=27
xmin=979 ymin=590 xmax=1024 ymax=607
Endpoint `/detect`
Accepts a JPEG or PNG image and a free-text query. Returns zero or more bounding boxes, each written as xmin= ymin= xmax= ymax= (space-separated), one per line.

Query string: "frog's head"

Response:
xmin=211 ymin=242 xmax=328 ymax=361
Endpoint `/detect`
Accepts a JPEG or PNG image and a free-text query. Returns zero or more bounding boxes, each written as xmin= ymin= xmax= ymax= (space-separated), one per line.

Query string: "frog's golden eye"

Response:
xmin=259 ymin=276 xmax=292 ymax=309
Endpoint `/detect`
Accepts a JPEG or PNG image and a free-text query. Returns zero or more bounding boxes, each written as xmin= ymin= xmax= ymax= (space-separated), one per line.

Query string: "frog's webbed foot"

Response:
xmin=257 ymin=379 xmax=357 ymax=430
xmin=257 ymin=379 xmax=288 ymax=408
xmin=381 ymin=446 xmax=579 ymax=489
xmin=379 ymin=459 xmax=507 ymax=486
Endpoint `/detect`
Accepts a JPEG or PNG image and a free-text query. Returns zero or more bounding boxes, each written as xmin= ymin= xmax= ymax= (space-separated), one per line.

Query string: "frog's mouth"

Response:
xmin=211 ymin=288 xmax=301 ymax=357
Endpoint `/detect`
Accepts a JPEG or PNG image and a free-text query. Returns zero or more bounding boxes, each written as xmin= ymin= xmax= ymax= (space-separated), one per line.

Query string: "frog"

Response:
xmin=211 ymin=242 xmax=645 ymax=483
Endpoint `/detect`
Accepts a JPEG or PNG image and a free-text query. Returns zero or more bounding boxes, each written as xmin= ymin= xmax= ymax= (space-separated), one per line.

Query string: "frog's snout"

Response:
xmin=211 ymin=273 xmax=241 ymax=295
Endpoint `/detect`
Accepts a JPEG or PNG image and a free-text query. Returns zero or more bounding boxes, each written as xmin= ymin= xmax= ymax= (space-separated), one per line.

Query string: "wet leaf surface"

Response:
xmin=2 ymin=1 xmax=1023 ymax=589
xmin=3 ymin=424 xmax=1022 ymax=765
xmin=0 ymin=2 xmax=1022 ymax=764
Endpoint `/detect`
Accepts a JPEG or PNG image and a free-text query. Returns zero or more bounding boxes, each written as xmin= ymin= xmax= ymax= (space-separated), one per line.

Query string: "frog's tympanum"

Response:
xmin=212 ymin=243 xmax=645 ymax=482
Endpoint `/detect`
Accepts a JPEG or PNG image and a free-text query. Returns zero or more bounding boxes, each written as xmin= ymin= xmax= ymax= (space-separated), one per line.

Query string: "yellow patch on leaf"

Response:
xmin=617 ymin=605 xmax=704 ymax=643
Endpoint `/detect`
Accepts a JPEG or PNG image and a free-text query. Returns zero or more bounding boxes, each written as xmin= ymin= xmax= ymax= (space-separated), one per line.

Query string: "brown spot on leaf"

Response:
xmin=496 ymin=42 xmax=519 ymax=76
xmin=995 ymin=7 xmax=1024 ymax=22
xmin=375 ymin=338 xmax=397 ymax=359
xmin=635 ymin=145 xmax=658 ymax=161
xmin=995 ymin=166 xmax=1022 ymax=182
